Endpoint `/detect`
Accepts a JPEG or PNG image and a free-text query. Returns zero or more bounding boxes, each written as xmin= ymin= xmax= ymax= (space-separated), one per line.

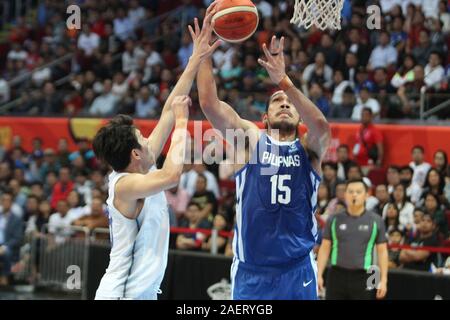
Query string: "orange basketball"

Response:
xmin=212 ymin=0 xmax=259 ymax=43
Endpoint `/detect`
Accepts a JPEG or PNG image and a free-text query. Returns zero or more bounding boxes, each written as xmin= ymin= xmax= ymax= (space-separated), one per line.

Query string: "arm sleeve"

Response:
xmin=375 ymin=215 xmax=388 ymax=244
xmin=322 ymin=216 xmax=334 ymax=240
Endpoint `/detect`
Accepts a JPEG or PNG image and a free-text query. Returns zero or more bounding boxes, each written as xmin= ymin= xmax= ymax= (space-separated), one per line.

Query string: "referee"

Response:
xmin=317 ymin=179 xmax=388 ymax=300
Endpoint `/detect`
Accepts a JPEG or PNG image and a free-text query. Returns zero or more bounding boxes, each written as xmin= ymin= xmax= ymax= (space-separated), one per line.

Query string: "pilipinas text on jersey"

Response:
xmin=233 ymin=133 xmax=320 ymax=267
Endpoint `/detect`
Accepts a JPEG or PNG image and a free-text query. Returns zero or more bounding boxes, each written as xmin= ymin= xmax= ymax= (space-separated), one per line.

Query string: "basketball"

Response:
xmin=212 ymin=0 xmax=259 ymax=43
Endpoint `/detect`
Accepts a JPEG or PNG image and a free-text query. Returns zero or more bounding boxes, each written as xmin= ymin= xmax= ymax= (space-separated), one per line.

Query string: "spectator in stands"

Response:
xmin=374 ymin=184 xmax=390 ymax=216
xmin=128 ymin=0 xmax=146 ymax=29
xmin=412 ymin=30 xmax=434 ymax=66
xmin=317 ymin=183 xmax=330 ymax=216
xmin=424 ymin=51 xmax=445 ymax=89
xmin=313 ymin=33 xmax=339 ymax=69
xmin=0 ymin=161 xmax=12 ymax=189
xmin=399 ymin=165 xmax=421 ymax=204
xmin=67 ymin=190 xmax=86 ymax=220
xmin=352 ymin=108 xmax=384 ymax=168
xmin=384 ymin=183 xmax=415 ymax=232
xmin=255 ymin=0 xmax=273 ymax=18
xmin=122 ymin=39 xmax=145 ymax=74
xmin=7 ymin=43 xmax=28 ymax=62
xmin=423 ymin=192 xmax=448 ymax=239
xmin=390 ymin=15 xmax=407 ymax=51
xmin=180 ymin=163 xmax=220 ymax=198
xmin=400 ymin=213 xmax=440 ymax=271
xmin=48 ymin=199 xmax=78 ymax=242
xmin=346 ymin=27 xmax=370 ymax=67
xmin=25 ymin=199 xmax=50 ymax=237
xmin=220 ymin=54 xmax=243 ymax=90
xmin=417 ymin=168 xmax=448 ymax=208
xmin=0 ymin=187 xmax=23 ymax=218
xmin=50 ymin=166 xmax=74 ymax=210
xmin=94 ymin=53 xmax=118 ymax=80
xmin=31 ymin=57 xmax=52 ymax=87
xmin=351 ymin=86 xmax=381 ymax=120
xmin=178 ymin=32 xmax=194 ymax=70
xmin=8 ymin=178 xmax=27 ymax=211
xmin=40 ymin=148 xmax=60 ymax=183
xmin=113 ymin=7 xmax=135 ymax=42
xmin=57 ymin=138 xmax=70 ymax=167
xmin=111 ymin=71 xmax=129 ymax=99
xmin=308 ymin=82 xmax=330 ymax=116
xmin=89 ymin=79 xmax=119 ymax=116
xmin=23 ymin=195 xmax=40 ymax=223
xmin=410 ymin=145 xmax=432 ymax=189
xmin=388 ymin=228 xmax=403 ymax=269
xmin=331 ymin=70 xmax=352 ymax=107
xmin=384 ymin=202 xmax=401 ymax=234
xmin=0 ymin=78 xmax=10 ymax=104
xmin=368 ymin=31 xmax=398 ymax=71
xmin=322 ymin=182 xmax=346 ymax=220
xmin=201 ymin=213 xmax=230 ymax=254
xmin=335 ymin=145 xmax=355 ymax=180
xmin=433 ymin=150 xmax=448 ymax=176
xmin=71 ymin=197 xmax=107 ymax=231
xmin=321 ymin=162 xmax=343 ymax=198
xmin=440 ymin=0 xmax=450 ymax=33
xmin=386 ymin=165 xmax=401 ymax=194
xmin=165 ymin=185 xmax=191 ymax=223
xmin=340 ymin=52 xmax=359 ymax=87
xmin=191 ymin=174 xmax=217 ymax=222
xmin=144 ymin=42 xmax=163 ymax=69
xmin=39 ymin=82 xmax=62 ymax=115
xmin=406 ymin=208 xmax=424 ymax=241
xmin=74 ymin=169 xmax=92 ymax=205
xmin=0 ymin=191 xmax=24 ymax=286
xmin=372 ymin=67 xmax=396 ymax=95
xmin=135 ymin=86 xmax=160 ymax=118
xmin=391 ymin=54 xmax=416 ymax=89
xmin=302 ymin=52 xmax=333 ymax=89
xmin=77 ymin=24 xmax=100 ymax=58
xmin=176 ymin=202 xmax=211 ymax=251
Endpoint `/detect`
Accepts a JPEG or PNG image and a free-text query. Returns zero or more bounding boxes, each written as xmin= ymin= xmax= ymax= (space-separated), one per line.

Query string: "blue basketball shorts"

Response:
xmin=230 ymin=251 xmax=318 ymax=300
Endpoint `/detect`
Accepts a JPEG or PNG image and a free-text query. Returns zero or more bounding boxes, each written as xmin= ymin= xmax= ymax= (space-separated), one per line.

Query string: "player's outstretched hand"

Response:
xmin=188 ymin=1 xmax=222 ymax=62
xmin=257 ymin=36 xmax=287 ymax=85
xmin=171 ymin=95 xmax=191 ymax=121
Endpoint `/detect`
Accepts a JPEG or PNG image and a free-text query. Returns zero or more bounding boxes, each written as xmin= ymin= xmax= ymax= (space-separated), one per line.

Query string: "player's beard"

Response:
xmin=267 ymin=118 xmax=297 ymax=137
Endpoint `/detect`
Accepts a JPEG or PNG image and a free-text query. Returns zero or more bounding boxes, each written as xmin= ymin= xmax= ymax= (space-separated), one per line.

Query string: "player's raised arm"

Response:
xmin=114 ymin=96 xmax=190 ymax=206
xmin=147 ymin=5 xmax=222 ymax=161
xmin=196 ymin=5 xmax=258 ymax=140
xmin=258 ymin=36 xmax=331 ymax=167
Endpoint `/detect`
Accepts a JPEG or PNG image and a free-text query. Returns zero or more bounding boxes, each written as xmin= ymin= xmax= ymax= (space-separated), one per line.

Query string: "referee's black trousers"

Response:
xmin=325 ymin=266 xmax=376 ymax=300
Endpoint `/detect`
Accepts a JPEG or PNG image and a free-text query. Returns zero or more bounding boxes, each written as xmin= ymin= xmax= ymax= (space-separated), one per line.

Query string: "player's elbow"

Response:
xmin=199 ymin=96 xmax=215 ymax=110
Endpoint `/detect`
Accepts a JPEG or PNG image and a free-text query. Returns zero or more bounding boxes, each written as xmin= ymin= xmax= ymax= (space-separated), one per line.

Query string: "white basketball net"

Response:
xmin=290 ymin=0 xmax=344 ymax=30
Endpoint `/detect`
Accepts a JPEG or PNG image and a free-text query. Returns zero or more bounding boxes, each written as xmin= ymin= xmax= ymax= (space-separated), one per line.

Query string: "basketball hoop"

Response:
xmin=290 ymin=0 xmax=344 ymax=30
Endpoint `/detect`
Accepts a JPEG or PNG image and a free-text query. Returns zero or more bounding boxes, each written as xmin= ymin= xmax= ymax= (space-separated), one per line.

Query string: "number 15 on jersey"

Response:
xmin=270 ymin=175 xmax=291 ymax=204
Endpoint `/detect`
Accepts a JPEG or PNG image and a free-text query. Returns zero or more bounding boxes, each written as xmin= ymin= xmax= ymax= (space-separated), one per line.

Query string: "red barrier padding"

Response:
xmin=1 ymin=117 xmax=449 ymax=167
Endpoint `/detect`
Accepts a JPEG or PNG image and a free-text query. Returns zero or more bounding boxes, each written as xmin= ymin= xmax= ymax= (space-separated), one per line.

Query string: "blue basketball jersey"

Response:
xmin=233 ymin=133 xmax=321 ymax=267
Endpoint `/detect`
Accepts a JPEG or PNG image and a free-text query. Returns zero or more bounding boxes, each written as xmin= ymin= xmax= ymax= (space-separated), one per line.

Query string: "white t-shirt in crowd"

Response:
xmin=77 ymin=32 xmax=100 ymax=56
xmin=179 ymin=169 xmax=220 ymax=198
xmin=409 ymin=161 xmax=431 ymax=188
xmin=351 ymin=98 xmax=381 ymax=120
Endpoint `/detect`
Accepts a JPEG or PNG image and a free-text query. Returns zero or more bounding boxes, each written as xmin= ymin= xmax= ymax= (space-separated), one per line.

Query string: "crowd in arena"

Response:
xmin=0 ymin=0 xmax=449 ymax=119
xmin=0 ymin=0 xmax=450 ymax=286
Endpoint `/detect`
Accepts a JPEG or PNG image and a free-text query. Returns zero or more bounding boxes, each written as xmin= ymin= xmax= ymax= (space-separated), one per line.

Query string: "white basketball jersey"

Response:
xmin=95 ymin=167 xmax=170 ymax=300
